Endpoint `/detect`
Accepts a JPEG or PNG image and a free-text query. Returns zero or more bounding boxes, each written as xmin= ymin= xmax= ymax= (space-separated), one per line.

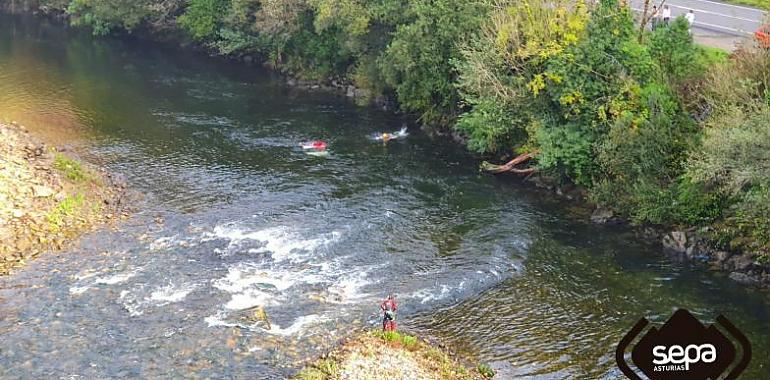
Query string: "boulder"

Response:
xmin=712 ymin=251 xmax=732 ymax=265
xmin=729 ymin=272 xmax=759 ymax=286
xmin=590 ymin=206 xmax=614 ymax=224
xmin=662 ymin=231 xmax=687 ymax=253
xmin=32 ymin=185 xmax=54 ymax=198
xmin=730 ymin=253 xmax=756 ymax=271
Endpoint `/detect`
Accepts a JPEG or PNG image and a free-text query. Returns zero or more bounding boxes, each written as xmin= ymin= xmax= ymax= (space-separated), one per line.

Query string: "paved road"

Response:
xmin=630 ymin=0 xmax=767 ymax=49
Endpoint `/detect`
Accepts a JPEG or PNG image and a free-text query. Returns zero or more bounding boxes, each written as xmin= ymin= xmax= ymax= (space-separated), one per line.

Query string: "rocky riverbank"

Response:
xmin=294 ymin=330 xmax=494 ymax=380
xmin=0 ymin=121 xmax=129 ymax=275
xmin=585 ymin=200 xmax=770 ymax=288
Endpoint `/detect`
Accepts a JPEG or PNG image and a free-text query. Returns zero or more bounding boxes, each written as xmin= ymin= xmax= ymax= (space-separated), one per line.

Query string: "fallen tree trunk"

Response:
xmin=481 ymin=152 xmax=536 ymax=175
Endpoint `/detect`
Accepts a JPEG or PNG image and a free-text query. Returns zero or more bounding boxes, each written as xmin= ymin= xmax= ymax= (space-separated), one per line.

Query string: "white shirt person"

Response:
xmin=684 ymin=10 xmax=696 ymax=34
xmin=662 ymin=5 xmax=672 ymax=23
xmin=685 ymin=10 xmax=696 ymax=26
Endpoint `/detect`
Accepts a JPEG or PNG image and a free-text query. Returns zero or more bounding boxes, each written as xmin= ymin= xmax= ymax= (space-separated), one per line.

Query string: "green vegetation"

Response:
xmin=477 ymin=363 xmax=495 ymax=379
xmin=46 ymin=193 xmax=85 ymax=231
xmin=295 ymin=358 xmax=339 ymax=380
xmin=53 ymin=153 xmax=90 ymax=182
xmin=29 ymin=0 xmax=770 ymax=256
xmin=722 ymin=0 xmax=770 ymax=11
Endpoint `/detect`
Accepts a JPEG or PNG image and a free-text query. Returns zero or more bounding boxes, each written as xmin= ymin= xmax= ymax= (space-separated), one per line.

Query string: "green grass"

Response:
xmin=53 ymin=153 xmax=91 ymax=182
xmin=46 ymin=193 xmax=85 ymax=230
xmin=721 ymin=0 xmax=769 ymax=11
xmin=477 ymin=363 xmax=496 ymax=379
xmin=294 ymin=358 xmax=339 ymax=380
xmin=695 ymin=44 xmax=730 ymax=67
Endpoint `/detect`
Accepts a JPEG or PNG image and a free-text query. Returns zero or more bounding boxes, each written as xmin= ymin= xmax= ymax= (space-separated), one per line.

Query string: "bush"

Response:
xmin=379 ymin=0 xmax=487 ymax=124
xmin=477 ymin=363 xmax=495 ymax=379
xmin=178 ymin=0 xmax=228 ymax=40
xmin=687 ymin=107 xmax=770 ymax=195
xmin=455 ymin=100 xmax=526 ymax=154
xmin=648 ymin=17 xmax=705 ymax=81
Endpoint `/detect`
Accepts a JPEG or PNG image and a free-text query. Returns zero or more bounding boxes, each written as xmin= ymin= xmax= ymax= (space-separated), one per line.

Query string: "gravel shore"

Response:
xmin=0 ymin=121 xmax=128 ymax=274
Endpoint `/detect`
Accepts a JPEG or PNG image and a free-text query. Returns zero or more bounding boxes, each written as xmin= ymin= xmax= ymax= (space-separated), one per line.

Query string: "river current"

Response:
xmin=0 ymin=14 xmax=768 ymax=379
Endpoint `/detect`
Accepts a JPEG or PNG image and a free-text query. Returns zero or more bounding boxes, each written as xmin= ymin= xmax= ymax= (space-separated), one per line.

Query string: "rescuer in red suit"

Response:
xmin=380 ymin=294 xmax=397 ymax=331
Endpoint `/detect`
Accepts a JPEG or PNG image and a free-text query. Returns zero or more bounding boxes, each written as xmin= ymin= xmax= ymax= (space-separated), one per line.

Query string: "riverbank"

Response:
xmin=294 ymin=331 xmax=493 ymax=380
xmin=0 ymin=121 xmax=129 ymax=275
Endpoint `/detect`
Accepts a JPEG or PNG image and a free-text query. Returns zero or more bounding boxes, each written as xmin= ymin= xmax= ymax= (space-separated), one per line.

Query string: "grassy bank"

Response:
xmin=294 ymin=331 xmax=492 ymax=380
xmin=0 ymin=121 xmax=128 ymax=274
xmin=722 ymin=0 xmax=770 ymax=11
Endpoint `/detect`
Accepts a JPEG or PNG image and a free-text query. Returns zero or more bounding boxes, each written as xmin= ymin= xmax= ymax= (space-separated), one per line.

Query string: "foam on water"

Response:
xmin=69 ymin=269 xmax=139 ymax=294
xmin=150 ymin=283 xmax=199 ymax=304
xmin=265 ymin=314 xmax=327 ymax=337
xmin=94 ymin=271 xmax=138 ymax=285
xmin=326 ymin=270 xmax=377 ymax=304
xmin=206 ymin=225 xmax=340 ymax=261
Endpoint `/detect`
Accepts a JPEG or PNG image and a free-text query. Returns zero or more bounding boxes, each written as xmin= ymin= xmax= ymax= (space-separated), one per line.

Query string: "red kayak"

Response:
xmin=301 ymin=140 xmax=327 ymax=150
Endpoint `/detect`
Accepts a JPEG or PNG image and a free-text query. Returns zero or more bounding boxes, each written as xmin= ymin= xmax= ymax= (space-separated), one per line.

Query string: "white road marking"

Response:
xmin=665 ymin=5 xmax=763 ymax=24
xmin=680 ymin=0 xmax=769 ymax=14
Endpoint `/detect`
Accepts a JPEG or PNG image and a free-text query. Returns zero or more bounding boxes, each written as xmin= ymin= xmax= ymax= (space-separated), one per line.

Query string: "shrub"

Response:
xmin=648 ymin=17 xmax=705 ymax=81
xmin=178 ymin=0 xmax=228 ymax=41
xmin=477 ymin=363 xmax=495 ymax=379
xmin=53 ymin=154 xmax=90 ymax=182
xmin=379 ymin=0 xmax=488 ymax=124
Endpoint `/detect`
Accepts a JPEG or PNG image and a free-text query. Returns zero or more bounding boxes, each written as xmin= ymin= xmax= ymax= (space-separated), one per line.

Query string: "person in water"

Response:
xmin=381 ymin=132 xmax=391 ymax=142
xmin=380 ymin=294 xmax=397 ymax=331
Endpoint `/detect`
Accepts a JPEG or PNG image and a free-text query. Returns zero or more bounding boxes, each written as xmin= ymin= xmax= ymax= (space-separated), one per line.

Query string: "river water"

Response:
xmin=0 ymin=14 xmax=768 ymax=379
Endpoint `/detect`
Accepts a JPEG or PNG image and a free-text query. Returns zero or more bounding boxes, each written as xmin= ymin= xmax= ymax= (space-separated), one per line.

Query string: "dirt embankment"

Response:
xmin=294 ymin=331 xmax=494 ymax=380
xmin=0 ymin=121 xmax=128 ymax=274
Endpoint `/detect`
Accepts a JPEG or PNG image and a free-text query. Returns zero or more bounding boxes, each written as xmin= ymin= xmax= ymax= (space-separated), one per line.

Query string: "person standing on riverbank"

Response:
xmin=381 ymin=294 xmax=398 ymax=331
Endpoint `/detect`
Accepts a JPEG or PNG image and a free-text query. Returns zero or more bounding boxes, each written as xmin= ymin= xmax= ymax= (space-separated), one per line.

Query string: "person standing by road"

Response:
xmin=662 ymin=5 xmax=672 ymax=25
xmin=685 ymin=9 xmax=696 ymax=33
xmin=651 ymin=5 xmax=660 ymax=30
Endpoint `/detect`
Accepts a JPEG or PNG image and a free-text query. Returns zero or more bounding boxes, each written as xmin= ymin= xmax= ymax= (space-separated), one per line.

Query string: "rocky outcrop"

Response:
xmin=590 ymin=206 xmax=615 ymax=224
xmin=294 ymin=330 xmax=491 ymax=380
xmin=659 ymin=229 xmax=770 ymax=288
xmin=0 ymin=121 xmax=129 ymax=274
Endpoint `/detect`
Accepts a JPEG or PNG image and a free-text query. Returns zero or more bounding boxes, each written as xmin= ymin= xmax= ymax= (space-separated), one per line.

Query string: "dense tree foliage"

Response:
xmin=22 ymin=0 xmax=770 ymax=255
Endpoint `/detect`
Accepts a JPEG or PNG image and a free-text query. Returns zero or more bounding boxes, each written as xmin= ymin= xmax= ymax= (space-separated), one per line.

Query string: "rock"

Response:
xmin=590 ymin=206 xmax=614 ymax=224
xmin=242 ymin=55 xmax=254 ymax=64
xmin=662 ymin=231 xmax=687 ymax=253
xmin=286 ymin=78 xmax=297 ymax=87
xmin=353 ymin=88 xmax=370 ymax=99
xmin=730 ymin=253 xmax=756 ymax=271
xmin=712 ymin=251 xmax=732 ymax=265
xmin=32 ymin=185 xmax=54 ymax=198
xmin=54 ymin=191 xmax=67 ymax=201
xmin=346 ymin=85 xmax=356 ymax=98
xmin=729 ymin=272 xmax=759 ymax=286
xmin=11 ymin=209 xmax=25 ymax=218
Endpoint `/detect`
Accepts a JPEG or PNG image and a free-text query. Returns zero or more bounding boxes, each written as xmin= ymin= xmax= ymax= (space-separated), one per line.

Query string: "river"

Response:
xmin=0 ymin=13 xmax=768 ymax=379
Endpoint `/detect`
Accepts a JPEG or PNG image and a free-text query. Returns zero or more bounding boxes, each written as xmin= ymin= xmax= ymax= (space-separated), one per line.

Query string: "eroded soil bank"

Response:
xmin=0 ymin=121 xmax=129 ymax=274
